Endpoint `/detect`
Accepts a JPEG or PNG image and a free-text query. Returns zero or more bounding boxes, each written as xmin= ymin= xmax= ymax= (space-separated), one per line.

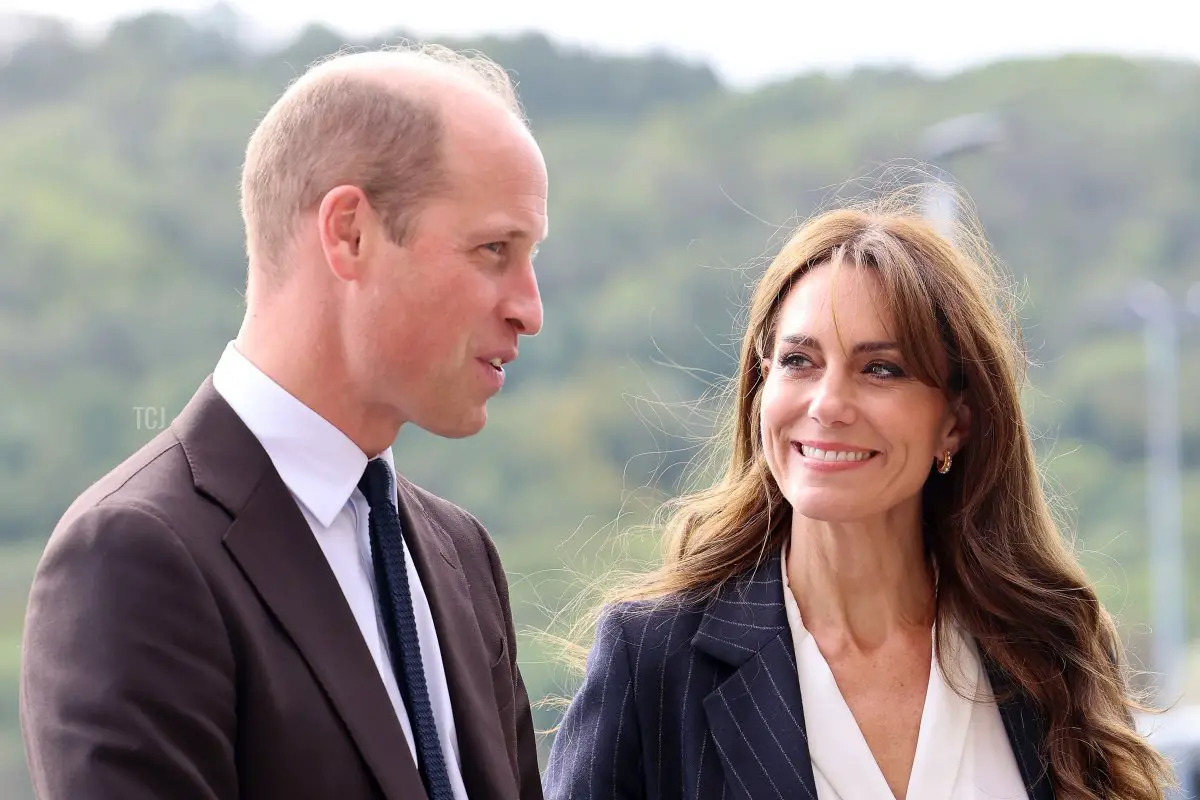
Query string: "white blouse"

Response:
xmin=781 ymin=555 xmax=1029 ymax=799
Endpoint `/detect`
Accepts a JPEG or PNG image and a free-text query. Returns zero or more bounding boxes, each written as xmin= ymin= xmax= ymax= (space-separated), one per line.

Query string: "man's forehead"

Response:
xmin=441 ymin=151 xmax=548 ymax=236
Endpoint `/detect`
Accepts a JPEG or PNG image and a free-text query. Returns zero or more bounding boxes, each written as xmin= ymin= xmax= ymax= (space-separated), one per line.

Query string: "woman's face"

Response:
xmin=759 ymin=262 xmax=967 ymax=524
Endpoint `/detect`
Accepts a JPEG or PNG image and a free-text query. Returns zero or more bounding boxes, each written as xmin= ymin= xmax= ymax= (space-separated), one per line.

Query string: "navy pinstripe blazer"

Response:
xmin=544 ymin=551 xmax=1054 ymax=800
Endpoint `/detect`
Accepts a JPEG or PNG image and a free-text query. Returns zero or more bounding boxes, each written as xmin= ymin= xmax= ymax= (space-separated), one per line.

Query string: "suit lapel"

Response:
xmin=175 ymin=378 xmax=426 ymax=800
xmin=987 ymin=660 xmax=1055 ymax=800
xmin=693 ymin=554 xmax=819 ymax=800
xmin=395 ymin=477 xmax=516 ymax=799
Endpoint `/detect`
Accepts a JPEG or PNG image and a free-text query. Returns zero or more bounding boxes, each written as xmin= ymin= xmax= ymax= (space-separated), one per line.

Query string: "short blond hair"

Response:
xmin=239 ymin=43 xmax=524 ymax=271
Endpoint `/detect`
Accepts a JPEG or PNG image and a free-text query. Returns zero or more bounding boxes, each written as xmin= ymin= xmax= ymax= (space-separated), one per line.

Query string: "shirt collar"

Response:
xmin=212 ymin=341 xmax=396 ymax=527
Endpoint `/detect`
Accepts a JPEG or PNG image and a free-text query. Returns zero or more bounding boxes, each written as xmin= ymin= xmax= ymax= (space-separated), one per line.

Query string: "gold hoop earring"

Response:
xmin=938 ymin=450 xmax=953 ymax=475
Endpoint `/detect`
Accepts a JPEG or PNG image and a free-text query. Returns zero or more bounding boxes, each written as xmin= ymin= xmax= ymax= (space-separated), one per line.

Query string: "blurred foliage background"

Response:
xmin=1 ymin=9 xmax=1199 ymax=796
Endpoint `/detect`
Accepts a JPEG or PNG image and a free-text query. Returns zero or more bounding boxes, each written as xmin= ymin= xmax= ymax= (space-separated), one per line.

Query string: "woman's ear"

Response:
xmin=943 ymin=396 xmax=972 ymax=454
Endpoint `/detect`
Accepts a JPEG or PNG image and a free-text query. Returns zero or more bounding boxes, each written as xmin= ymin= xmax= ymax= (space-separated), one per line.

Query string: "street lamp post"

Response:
xmin=918 ymin=112 xmax=1005 ymax=239
xmin=1129 ymin=281 xmax=1189 ymax=706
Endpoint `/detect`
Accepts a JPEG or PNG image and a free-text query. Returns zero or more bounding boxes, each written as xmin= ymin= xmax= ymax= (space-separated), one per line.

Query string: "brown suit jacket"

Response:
xmin=20 ymin=377 xmax=544 ymax=800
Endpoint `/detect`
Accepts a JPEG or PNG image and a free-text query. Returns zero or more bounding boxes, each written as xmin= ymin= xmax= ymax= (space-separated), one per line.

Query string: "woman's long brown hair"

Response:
xmin=557 ymin=187 xmax=1173 ymax=798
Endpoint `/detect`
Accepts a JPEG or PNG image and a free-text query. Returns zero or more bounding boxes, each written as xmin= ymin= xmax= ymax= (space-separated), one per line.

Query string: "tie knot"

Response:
xmin=358 ymin=458 xmax=394 ymax=509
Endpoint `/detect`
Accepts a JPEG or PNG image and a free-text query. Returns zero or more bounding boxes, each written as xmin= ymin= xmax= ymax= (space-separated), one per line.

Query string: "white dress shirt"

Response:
xmin=213 ymin=341 xmax=469 ymax=800
xmin=781 ymin=551 xmax=1028 ymax=799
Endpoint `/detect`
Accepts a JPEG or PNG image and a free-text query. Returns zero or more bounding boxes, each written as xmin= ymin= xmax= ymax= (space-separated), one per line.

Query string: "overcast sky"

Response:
xmin=2 ymin=0 xmax=1196 ymax=87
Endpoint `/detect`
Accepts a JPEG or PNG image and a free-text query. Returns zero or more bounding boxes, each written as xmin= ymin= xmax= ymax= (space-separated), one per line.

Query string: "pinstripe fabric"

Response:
xmin=544 ymin=552 xmax=1054 ymax=800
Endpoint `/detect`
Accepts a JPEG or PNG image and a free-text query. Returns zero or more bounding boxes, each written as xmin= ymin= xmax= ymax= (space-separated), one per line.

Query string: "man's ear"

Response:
xmin=317 ymin=185 xmax=371 ymax=281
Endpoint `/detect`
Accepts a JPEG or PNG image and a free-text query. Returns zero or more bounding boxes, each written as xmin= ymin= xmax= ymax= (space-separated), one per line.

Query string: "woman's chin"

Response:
xmin=786 ymin=489 xmax=878 ymax=524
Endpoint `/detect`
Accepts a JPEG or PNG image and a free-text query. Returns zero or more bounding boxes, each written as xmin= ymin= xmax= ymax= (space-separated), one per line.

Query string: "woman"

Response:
xmin=543 ymin=195 xmax=1172 ymax=799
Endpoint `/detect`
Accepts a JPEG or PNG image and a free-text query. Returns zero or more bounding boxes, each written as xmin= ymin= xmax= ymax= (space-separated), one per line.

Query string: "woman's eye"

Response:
xmin=778 ymin=353 xmax=813 ymax=370
xmin=865 ymin=361 xmax=905 ymax=378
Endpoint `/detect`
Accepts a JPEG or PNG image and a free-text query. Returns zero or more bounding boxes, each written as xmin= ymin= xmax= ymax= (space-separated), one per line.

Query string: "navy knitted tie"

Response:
xmin=358 ymin=458 xmax=454 ymax=800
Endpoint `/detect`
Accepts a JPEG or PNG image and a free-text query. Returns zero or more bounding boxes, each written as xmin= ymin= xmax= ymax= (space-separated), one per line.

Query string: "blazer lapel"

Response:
xmin=692 ymin=553 xmax=819 ymax=800
xmin=395 ymin=477 xmax=516 ymax=799
xmin=986 ymin=659 xmax=1055 ymax=800
xmin=175 ymin=378 xmax=426 ymax=800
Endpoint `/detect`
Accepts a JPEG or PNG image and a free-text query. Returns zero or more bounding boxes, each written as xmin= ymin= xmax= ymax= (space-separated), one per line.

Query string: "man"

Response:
xmin=20 ymin=43 xmax=548 ymax=800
